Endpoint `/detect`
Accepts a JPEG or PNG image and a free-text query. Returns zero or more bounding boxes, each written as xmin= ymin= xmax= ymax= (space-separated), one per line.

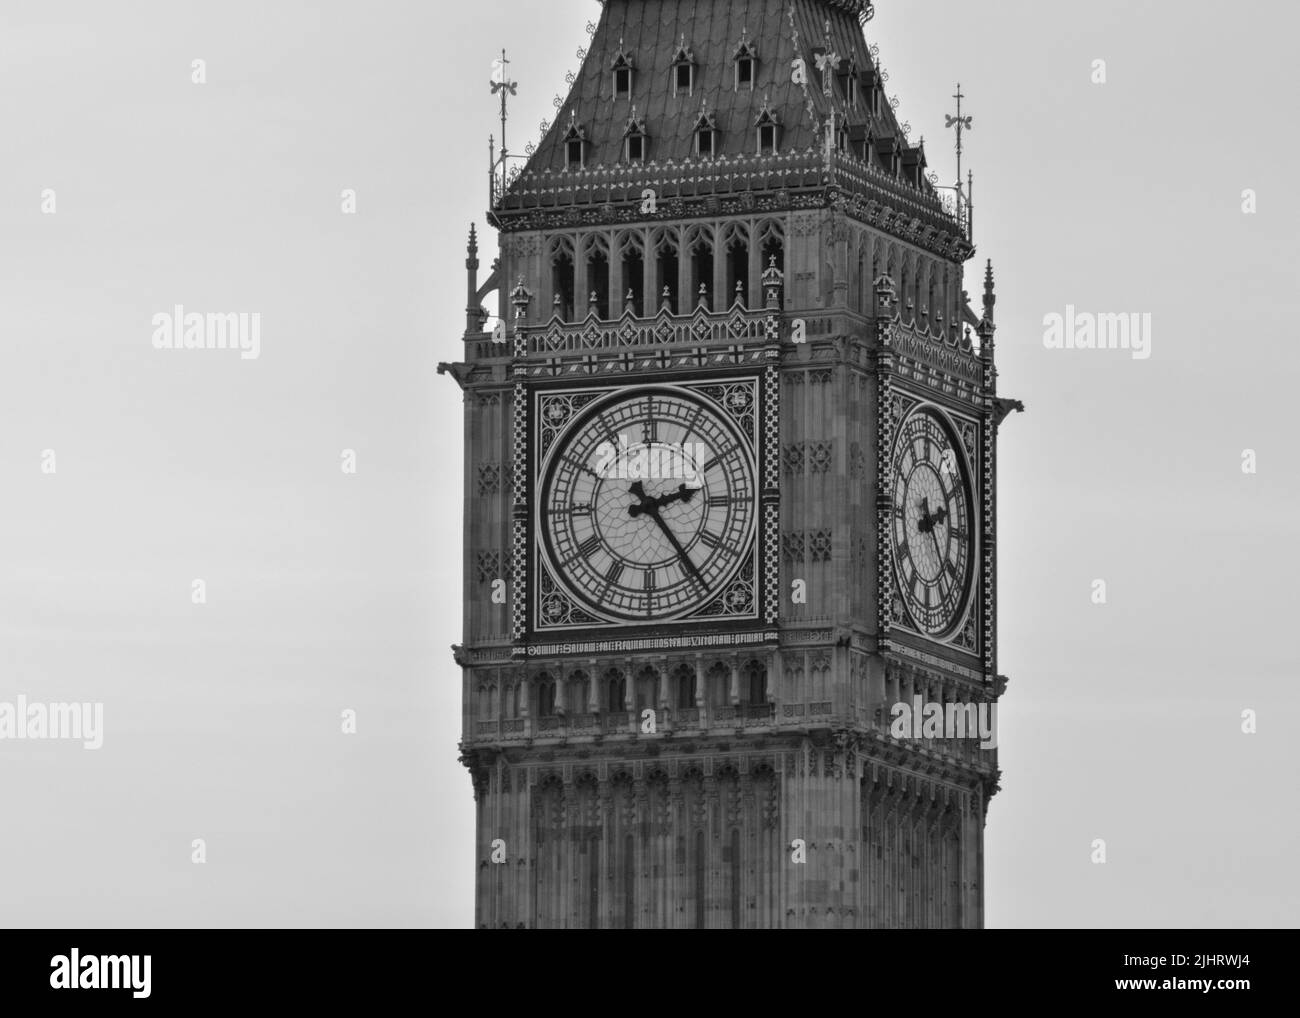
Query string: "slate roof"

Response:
xmin=513 ymin=0 xmax=919 ymax=185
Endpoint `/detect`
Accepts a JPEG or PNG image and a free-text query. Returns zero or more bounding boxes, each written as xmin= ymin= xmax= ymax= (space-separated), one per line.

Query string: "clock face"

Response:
xmin=538 ymin=387 xmax=757 ymax=624
xmin=890 ymin=408 xmax=974 ymax=637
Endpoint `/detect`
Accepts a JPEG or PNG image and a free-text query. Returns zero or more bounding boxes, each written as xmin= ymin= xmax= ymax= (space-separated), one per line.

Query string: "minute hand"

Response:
xmin=644 ymin=506 xmax=706 ymax=587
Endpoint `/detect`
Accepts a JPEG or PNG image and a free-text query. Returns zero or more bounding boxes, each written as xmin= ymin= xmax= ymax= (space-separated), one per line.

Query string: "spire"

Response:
xmin=465 ymin=224 xmax=481 ymax=334
xmin=982 ymin=259 xmax=995 ymax=324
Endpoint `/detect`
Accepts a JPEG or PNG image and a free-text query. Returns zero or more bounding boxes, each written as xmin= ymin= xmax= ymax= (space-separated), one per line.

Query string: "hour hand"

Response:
xmin=628 ymin=481 xmax=653 ymax=517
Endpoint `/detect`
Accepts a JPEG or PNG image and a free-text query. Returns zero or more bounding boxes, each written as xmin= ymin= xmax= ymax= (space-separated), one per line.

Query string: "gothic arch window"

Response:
xmin=584 ymin=234 xmax=610 ymax=319
xmin=733 ymin=32 xmax=757 ymax=91
xmin=611 ymin=48 xmax=634 ymax=99
xmin=616 ymin=230 xmax=646 ymax=316
xmin=651 ymin=227 xmax=680 ymax=314
xmin=634 ymin=665 xmax=658 ymax=711
xmin=758 ymin=220 xmax=785 ymax=297
xmin=567 ymin=669 xmax=590 ymax=715
xmin=707 ymin=661 xmax=730 ymax=707
xmin=623 ymin=107 xmax=647 ymax=164
xmin=535 ymin=672 xmax=556 ymax=717
xmin=755 ymin=101 xmax=780 ymax=156
xmin=477 ymin=684 xmax=489 ymax=718
xmin=684 ymin=223 xmax=714 ymax=309
xmin=671 ymin=39 xmax=695 ymax=97
xmin=843 ymin=60 xmax=859 ymax=106
xmin=561 ymin=118 xmax=588 ymax=171
xmin=693 ymin=108 xmax=718 ymax=159
xmin=720 ymin=222 xmax=749 ymax=307
xmin=673 ymin=663 xmax=696 ymax=709
xmin=550 ymin=236 xmax=575 ymax=322
xmin=743 ymin=659 xmax=768 ymax=705
xmin=604 ymin=668 xmax=626 ymax=713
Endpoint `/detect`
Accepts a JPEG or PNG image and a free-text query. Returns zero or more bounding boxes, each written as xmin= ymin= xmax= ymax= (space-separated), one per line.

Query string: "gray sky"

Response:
xmin=1 ymin=0 xmax=1296 ymax=928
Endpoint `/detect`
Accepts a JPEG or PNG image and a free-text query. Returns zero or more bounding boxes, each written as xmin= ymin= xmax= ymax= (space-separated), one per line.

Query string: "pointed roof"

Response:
xmin=516 ymin=0 xmax=910 ymax=172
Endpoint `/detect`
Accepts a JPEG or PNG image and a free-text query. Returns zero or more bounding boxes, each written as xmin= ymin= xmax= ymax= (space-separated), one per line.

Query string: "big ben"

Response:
xmin=439 ymin=0 xmax=1018 ymax=928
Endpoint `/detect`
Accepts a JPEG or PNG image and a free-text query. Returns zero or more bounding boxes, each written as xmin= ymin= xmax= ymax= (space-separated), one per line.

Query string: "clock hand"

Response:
xmin=627 ymin=481 xmax=652 ymax=518
xmin=917 ymin=496 xmax=934 ymax=534
xmin=628 ymin=482 xmax=700 ymax=517
xmin=928 ymin=527 xmax=944 ymax=572
xmin=656 ymin=483 xmax=700 ymax=510
xmin=649 ymin=510 xmax=706 ymax=587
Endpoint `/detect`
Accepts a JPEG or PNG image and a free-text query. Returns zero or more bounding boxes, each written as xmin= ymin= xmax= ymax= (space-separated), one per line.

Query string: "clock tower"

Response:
xmin=440 ymin=0 xmax=1019 ymax=928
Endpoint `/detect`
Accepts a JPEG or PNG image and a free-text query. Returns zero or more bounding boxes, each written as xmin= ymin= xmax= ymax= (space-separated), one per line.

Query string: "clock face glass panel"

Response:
xmin=890 ymin=408 xmax=974 ymax=637
xmin=539 ymin=388 xmax=757 ymax=624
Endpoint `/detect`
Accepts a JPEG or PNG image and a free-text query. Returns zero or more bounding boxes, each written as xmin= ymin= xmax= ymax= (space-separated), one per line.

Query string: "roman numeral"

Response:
xmin=563 ymin=456 xmax=600 ymax=479
xmin=578 ymin=535 xmax=602 ymax=558
xmin=605 ymin=560 xmax=625 ymax=584
xmin=699 ymin=530 xmax=721 ymax=549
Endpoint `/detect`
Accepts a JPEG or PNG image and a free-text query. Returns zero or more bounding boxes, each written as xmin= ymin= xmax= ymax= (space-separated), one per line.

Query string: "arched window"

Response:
xmin=755 ymin=102 xmax=780 ymax=156
xmin=611 ymin=49 xmax=634 ymax=99
xmin=672 ymin=39 xmax=695 ymax=97
xmin=585 ymin=236 xmax=610 ymax=319
xmin=686 ymin=225 xmax=714 ymax=310
xmin=561 ymin=117 xmax=588 ymax=171
xmin=623 ymin=107 xmax=647 ymax=164
xmin=635 ymin=666 xmax=658 ymax=711
xmin=744 ymin=660 xmax=768 ymax=705
xmin=652 ymin=229 xmax=679 ymax=314
xmin=568 ymin=670 xmax=589 ymax=715
xmin=550 ymin=237 xmax=575 ymax=322
xmin=693 ymin=108 xmax=718 ymax=159
xmin=722 ymin=223 xmax=749 ymax=307
xmin=617 ymin=231 xmax=645 ymax=317
xmin=707 ymin=661 xmax=730 ymax=707
xmin=733 ymin=32 xmax=757 ymax=91
xmin=536 ymin=673 xmax=556 ymax=717
xmin=674 ymin=664 xmax=696 ymax=709
xmin=605 ymin=669 xmax=626 ymax=713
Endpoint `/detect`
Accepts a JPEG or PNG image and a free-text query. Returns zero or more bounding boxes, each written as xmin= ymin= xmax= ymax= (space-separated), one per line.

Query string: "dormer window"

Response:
xmin=561 ymin=118 xmax=588 ymax=171
xmin=624 ymin=108 xmax=647 ymax=164
xmin=672 ymin=38 xmax=695 ymax=97
xmin=611 ymin=48 xmax=634 ymax=99
xmin=844 ymin=61 xmax=859 ymax=105
xmin=755 ymin=102 xmax=780 ymax=155
xmin=733 ymin=32 xmax=758 ymax=91
xmin=694 ymin=108 xmax=717 ymax=158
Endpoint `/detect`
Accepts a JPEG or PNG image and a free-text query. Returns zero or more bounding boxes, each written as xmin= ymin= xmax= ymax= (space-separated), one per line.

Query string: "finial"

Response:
xmin=982 ymin=259 xmax=996 ymax=320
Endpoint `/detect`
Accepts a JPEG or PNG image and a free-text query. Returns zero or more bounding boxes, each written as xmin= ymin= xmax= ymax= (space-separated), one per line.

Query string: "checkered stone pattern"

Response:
xmin=875 ymin=368 xmax=895 ymax=640
xmin=981 ymin=413 xmax=995 ymax=675
xmin=763 ymin=503 xmax=779 ymax=625
xmin=762 ymin=361 xmax=780 ymax=625
xmin=511 ymin=381 xmax=528 ymax=642
xmin=763 ymin=363 xmax=779 ymax=491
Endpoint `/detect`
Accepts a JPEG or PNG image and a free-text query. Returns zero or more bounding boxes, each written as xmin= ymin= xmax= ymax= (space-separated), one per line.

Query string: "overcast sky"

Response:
xmin=1 ymin=0 xmax=1296 ymax=928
